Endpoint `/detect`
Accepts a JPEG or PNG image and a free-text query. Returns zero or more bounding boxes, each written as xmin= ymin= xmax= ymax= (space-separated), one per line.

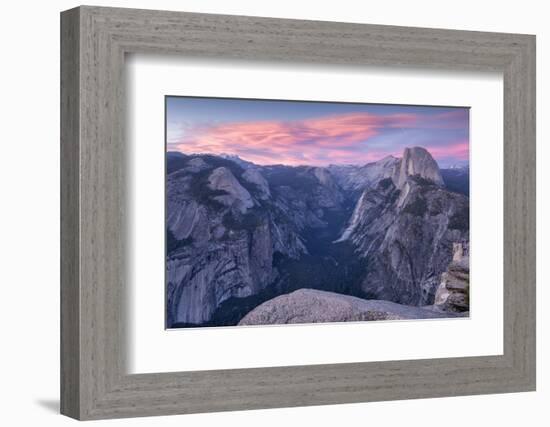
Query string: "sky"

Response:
xmin=166 ymin=96 xmax=469 ymax=168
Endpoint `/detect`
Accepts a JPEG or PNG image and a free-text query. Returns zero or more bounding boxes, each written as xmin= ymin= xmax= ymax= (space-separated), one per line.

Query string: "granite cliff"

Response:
xmin=336 ymin=146 xmax=469 ymax=305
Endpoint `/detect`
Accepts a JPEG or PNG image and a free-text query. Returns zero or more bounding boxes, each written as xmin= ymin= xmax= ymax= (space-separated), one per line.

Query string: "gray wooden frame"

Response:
xmin=60 ymin=5 xmax=536 ymax=420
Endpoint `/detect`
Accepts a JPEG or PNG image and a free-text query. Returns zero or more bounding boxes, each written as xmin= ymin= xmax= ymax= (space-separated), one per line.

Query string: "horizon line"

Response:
xmin=166 ymin=148 xmax=470 ymax=169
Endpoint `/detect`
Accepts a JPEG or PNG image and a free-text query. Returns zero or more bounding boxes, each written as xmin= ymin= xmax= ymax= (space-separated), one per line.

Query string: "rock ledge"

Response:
xmin=238 ymin=289 xmax=459 ymax=326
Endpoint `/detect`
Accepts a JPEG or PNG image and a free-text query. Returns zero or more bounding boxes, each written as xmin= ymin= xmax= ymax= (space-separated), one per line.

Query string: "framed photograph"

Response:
xmin=61 ymin=6 xmax=536 ymax=420
xmin=164 ymin=96 xmax=471 ymax=329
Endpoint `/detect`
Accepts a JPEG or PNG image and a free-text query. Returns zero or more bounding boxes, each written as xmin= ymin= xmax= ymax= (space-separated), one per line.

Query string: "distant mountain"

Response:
xmin=166 ymin=151 xmax=189 ymax=174
xmin=328 ymin=155 xmax=400 ymax=193
xmin=219 ymin=153 xmax=257 ymax=169
xmin=166 ymin=147 xmax=470 ymax=327
xmin=446 ymin=163 xmax=470 ymax=170
xmin=441 ymin=166 xmax=469 ymax=196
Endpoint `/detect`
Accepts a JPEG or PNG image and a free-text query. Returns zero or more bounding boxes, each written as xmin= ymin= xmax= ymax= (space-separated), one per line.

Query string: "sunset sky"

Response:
xmin=166 ymin=96 xmax=469 ymax=168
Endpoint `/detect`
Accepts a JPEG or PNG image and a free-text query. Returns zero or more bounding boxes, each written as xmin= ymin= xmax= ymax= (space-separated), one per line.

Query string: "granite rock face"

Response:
xmin=396 ymin=146 xmax=444 ymax=189
xmin=207 ymin=167 xmax=254 ymax=213
xmin=238 ymin=289 xmax=456 ymax=326
xmin=336 ymin=147 xmax=469 ymax=306
xmin=166 ymin=155 xmax=346 ymax=326
xmin=434 ymin=242 xmax=470 ymax=312
xmin=242 ymin=168 xmax=271 ymax=200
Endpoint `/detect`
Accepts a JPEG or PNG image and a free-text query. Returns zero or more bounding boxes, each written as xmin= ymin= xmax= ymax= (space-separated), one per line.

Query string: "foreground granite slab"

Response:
xmin=238 ymin=288 xmax=464 ymax=326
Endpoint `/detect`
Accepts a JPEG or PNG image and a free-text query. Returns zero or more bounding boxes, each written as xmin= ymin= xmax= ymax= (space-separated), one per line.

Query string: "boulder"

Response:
xmin=434 ymin=242 xmax=470 ymax=312
xmin=238 ymin=289 xmax=456 ymax=326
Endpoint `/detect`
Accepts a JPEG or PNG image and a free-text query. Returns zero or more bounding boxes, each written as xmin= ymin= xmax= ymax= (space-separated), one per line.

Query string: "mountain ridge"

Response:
xmin=166 ymin=146 xmax=470 ymax=327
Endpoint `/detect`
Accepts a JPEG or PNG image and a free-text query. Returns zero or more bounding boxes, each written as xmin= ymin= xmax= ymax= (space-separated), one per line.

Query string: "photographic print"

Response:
xmin=165 ymin=97 xmax=470 ymax=329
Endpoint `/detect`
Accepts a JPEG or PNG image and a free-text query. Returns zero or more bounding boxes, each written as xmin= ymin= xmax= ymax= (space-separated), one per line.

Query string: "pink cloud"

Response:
xmin=173 ymin=112 xmax=423 ymax=166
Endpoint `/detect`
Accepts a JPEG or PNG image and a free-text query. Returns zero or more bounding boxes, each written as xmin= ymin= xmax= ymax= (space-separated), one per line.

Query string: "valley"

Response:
xmin=166 ymin=147 xmax=470 ymax=328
